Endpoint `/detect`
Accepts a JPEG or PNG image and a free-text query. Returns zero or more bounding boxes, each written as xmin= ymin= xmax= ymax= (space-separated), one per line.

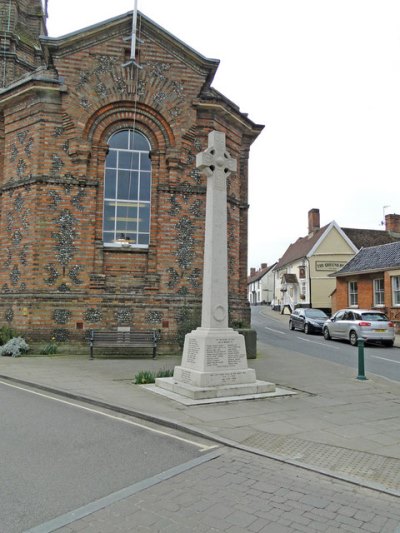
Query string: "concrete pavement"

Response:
xmin=1 ymin=308 xmax=400 ymax=531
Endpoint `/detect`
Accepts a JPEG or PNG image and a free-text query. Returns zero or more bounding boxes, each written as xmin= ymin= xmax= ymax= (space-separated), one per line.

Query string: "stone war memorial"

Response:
xmin=0 ymin=2 xmax=263 ymax=350
xmin=156 ymin=131 xmax=275 ymax=400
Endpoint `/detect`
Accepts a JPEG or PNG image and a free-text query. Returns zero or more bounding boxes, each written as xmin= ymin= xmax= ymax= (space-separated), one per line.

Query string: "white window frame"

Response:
xmin=103 ymin=129 xmax=152 ymax=248
xmin=348 ymin=281 xmax=358 ymax=307
xmin=392 ymin=276 xmax=400 ymax=306
xmin=373 ymin=278 xmax=384 ymax=307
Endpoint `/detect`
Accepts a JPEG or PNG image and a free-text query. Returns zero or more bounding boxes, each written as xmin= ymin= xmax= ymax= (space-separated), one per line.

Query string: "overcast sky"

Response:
xmin=46 ymin=1 xmax=400 ymax=271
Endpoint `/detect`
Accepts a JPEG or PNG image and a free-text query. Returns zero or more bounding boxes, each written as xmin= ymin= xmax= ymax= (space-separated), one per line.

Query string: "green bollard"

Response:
xmin=357 ymin=337 xmax=367 ymax=380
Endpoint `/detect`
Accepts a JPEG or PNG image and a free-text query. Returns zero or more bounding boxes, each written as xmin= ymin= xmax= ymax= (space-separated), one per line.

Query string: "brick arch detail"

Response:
xmin=85 ymin=101 xmax=176 ymax=276
xmin=84 ymin=101 xmax=175 ymax=152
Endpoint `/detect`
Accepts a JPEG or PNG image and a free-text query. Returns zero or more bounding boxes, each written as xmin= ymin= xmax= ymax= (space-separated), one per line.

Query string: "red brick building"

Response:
xmin=332 ymin=238 xmax=400 ymax=329
xmin=0 ymin=1 xmax=263 ymax=347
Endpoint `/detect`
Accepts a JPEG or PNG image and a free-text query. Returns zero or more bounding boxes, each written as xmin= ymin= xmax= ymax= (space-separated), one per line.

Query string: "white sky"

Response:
xmin=46 ymin=1 xmax=400 ymax=271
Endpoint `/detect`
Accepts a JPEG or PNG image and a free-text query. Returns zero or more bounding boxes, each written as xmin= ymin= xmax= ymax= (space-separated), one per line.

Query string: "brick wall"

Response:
xmin=334 ymin=273 xmax=400 ymax=328
xmin=0 ymin=11 xmax=261 ymax=346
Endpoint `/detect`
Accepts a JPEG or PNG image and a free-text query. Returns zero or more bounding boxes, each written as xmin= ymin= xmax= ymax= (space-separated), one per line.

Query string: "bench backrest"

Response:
xmin=89 ymin=330 xmax=157 ymax=346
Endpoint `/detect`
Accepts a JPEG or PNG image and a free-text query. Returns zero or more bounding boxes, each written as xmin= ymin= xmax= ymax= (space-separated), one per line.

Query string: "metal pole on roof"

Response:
xmin=122 ymin=0 xmax=141 ymax=68
xmin=130 ymin=0 xmax=138 ymax=61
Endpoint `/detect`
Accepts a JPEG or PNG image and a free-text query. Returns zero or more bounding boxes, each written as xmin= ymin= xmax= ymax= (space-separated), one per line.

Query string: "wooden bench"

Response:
xmin=88 ymin=330 xmax=158 ymax=359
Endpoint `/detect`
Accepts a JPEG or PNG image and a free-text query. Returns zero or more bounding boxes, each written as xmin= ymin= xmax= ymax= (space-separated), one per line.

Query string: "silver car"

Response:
xmin=323 ymin=309 xmax=395 ymax=347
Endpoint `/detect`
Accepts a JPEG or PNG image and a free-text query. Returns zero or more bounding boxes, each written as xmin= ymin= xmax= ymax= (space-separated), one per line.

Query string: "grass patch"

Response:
xmin=40 ymin=339 xmax=59 ymax=355
xmin=133 ymin=368 xmax=174 ymax=384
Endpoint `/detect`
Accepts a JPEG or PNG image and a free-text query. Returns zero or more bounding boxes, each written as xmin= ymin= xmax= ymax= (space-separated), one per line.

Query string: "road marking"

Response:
xmin=265 ymin=326 xmax=286 ymax=335
xmin=0 ymin=380 xmax=217 ymax=452
xmin=371 ymin=356 xmax=400 ymax=364
xmin=296 ymin=336 xmax=341 ymax=350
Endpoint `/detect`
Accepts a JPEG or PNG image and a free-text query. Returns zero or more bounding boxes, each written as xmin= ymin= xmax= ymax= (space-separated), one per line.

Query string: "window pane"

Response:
xmin=104 ymin=168 xmax=116 ymax=199
xmin=393 ymin=276 xmax=400 ymax=305
xmin=123 ymin=232 xmax=136 ymax=244
xmin=108 ymin=130 xmax=129 ymax=149
xmin=105 ymin=149 xmax=117 ymax=168
xmin=374 ymin=279 xmax=384 ymax=305
xmin=131 ymin=131 xmax=150 ymax=151
xmin=139 ymin=173 xmax=151 ymax=200
xmin=349 ymin=281 xmax=358 ymax=306
xmin=138 ymin=233 xmax=150 ymax=245
xmin=140 ymin=153 xmax=151 ymax=171
xmin=138 ymin=204 xmax=150 ymax=232
xmin=116 ymin=204 xmax=139 ymax=231
xmin=362 ymin=313 xmax=388 ymax=321
xmin=119 ymin=151 xmax=139 ymax=170
xmin=103 ymin=232 xmax=114 ymax=243
xmin=118 ymin=171 xmax=139 ymax=200
xmin=103 ymin=202 xmax=116 ymax=231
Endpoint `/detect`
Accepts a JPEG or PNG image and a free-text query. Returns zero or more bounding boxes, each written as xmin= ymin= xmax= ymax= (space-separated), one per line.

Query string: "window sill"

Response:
xmin=103 ymin=245 xmax=149 ymax=253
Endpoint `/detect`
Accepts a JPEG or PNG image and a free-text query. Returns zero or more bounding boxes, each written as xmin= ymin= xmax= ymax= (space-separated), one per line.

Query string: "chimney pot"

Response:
xmin=385 ymin=213 xmax=400 ymax=234
xmin=308 ymin=208 xmax=320 ymax=234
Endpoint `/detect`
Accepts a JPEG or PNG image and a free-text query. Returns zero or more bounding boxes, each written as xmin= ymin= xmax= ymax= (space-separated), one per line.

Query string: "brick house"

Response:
xmin=0 ymin=1 xmax=263 ymax=347
xmin=331 ymin=240 xmax=400 ymax=329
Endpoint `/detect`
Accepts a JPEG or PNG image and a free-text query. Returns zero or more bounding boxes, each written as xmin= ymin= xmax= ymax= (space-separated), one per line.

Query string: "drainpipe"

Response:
xmin=305 ymin=256 xmax=312 ymax=308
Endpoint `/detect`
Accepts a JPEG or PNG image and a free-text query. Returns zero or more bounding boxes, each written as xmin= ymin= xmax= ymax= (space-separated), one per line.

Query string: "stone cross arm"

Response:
xmin=196 ymin=131 xmax=237 ymax=178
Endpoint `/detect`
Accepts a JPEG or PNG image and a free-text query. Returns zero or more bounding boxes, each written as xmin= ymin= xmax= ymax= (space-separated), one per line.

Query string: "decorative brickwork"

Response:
xmin=0 ymin=6 xmax=263 ymax=347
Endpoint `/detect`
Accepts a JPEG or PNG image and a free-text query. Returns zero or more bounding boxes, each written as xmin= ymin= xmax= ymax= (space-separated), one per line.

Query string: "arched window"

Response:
xmin=103 ymin=129 xmax=152 ymax=248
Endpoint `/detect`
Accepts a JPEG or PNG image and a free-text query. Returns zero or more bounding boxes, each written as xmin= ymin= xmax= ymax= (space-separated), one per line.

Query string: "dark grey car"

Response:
xmin=289 ymin=308 xmax=329 ymax=334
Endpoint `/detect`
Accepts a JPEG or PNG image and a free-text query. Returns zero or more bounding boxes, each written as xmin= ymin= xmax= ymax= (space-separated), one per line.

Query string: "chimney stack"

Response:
xmin=260 ymin=263 xmax=268 ymax=269
xmin=308 ymin=208 xmax=320 ymax=234
xmin=385 ymin=213 xmax=400 ymax=234
xmin=250 ymin=267 xmax=256 ymax=276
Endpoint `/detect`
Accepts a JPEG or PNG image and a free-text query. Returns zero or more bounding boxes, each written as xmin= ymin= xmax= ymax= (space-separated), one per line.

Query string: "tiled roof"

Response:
xmin=335 ymin=241 xmax=400 ymax=276
xmin=275 ymin=224 xmax=400 ymax=270
xmin=341 ymin=228 xmax=400 ymax=248
xmin=247 ymin=263 xmax=275 ymax=284
xmin=274 ymin=225 xmax=329 ymax=269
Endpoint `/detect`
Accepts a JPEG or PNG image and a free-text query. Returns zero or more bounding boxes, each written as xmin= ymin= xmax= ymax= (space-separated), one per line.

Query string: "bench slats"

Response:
xmin=88 ymin=330 xmax=158 ymax=359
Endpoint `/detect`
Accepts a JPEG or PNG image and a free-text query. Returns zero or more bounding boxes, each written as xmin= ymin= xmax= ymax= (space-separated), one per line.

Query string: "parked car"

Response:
xmin=289 ymin=308 xmax=329 ymax=334
xmin=323 ymin=309 xmax=395 ymax=347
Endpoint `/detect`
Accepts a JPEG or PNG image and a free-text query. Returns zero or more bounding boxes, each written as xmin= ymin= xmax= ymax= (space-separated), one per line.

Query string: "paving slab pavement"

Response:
xmin=2 ymin=308 xmax=400 ymax=531
xmin=28 ymin=447 xmax=400 ymax=533
xmin=1 ymin=309 xmax=400 ymax=500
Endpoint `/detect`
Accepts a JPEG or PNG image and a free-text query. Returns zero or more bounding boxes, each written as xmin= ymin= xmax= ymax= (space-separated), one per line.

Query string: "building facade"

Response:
xmin=332 ymin=241 xmax=400 ymax=329
xmin=247 ymin=263 xmax=275 ymax=305
xmin=272 ymin=209 xmax=400 ymax=313
xmin=0 ymin=2 xmax=263 ymax=346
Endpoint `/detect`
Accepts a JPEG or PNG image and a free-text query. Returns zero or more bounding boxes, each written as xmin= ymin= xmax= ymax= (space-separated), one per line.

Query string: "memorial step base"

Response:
xmin=156 ymin=377 xmax=276 ymax=401
xmin=173 ymin=365 xmax=257 ymax=388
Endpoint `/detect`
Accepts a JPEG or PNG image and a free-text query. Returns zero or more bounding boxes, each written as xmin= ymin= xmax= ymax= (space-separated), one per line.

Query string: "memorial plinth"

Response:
xmin=158 ymin=327 xmax=275 ymax=400
xmin=156 ymin=131 xmax=275 ymax=400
